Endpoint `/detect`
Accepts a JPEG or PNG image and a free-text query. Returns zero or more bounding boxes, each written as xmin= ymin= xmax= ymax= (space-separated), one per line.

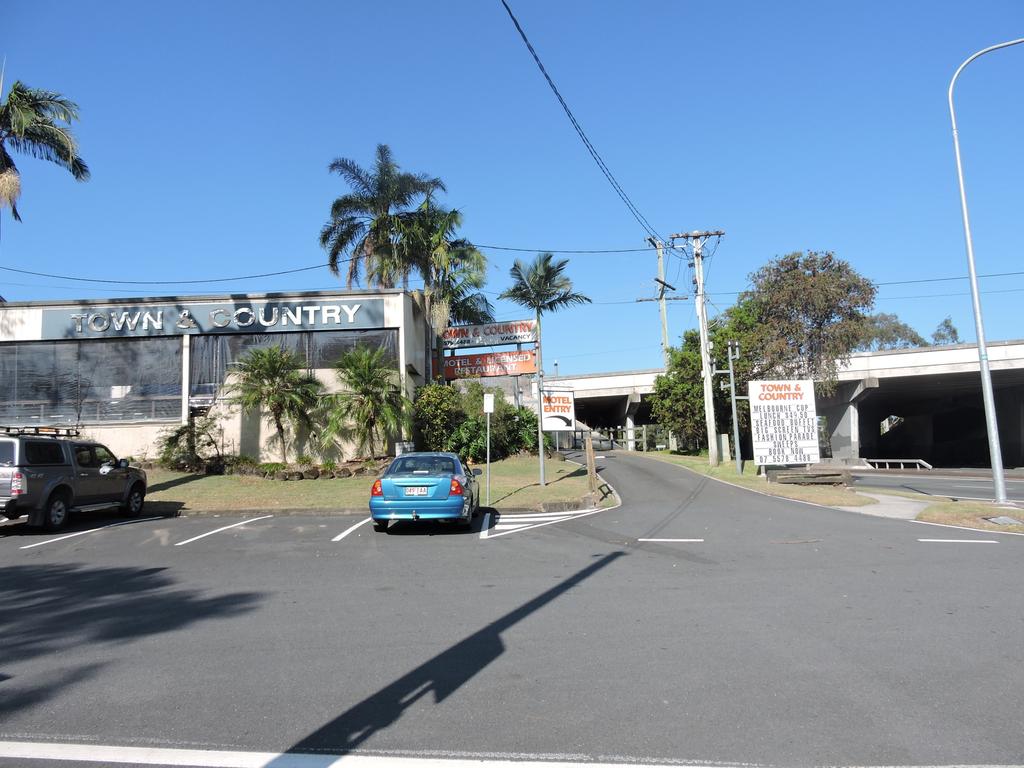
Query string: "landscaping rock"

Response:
xmin=274 ymin=470 xmax=289 ymax=481
xmin=302 ymin=469 xmax=321 ymax=480
xmin=317 ymin=470 xmax=333 ymax=479
xmin=287 ymin=471 xmax=304 ymax=481
xmin=333 ymin=468 xmax=353 ymax=479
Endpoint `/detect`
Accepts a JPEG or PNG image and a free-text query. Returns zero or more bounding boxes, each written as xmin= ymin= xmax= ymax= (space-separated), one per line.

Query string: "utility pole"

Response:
xmin=671 ymin=230 xmax=724 ymax=466
xmin=647 ymin=238 xmax=671 ymax=367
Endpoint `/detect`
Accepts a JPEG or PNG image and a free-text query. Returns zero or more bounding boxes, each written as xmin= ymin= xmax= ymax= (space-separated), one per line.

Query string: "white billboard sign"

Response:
xmin=748 ymin=379 xmax=820 ymax=466
xmin=442 ymin=320 xmax=538 ymax=349
xmin=541 ymin=390 xmax=576 ymax=432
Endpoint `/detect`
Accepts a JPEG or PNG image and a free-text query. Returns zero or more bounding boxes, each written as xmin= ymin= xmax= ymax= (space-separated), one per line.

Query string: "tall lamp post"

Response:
xmin=948 ymin=39 xmax=1023 ymax=504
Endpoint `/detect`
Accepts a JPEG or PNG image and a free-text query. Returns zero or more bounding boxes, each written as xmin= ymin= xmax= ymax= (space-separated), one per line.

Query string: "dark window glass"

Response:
xmin=0 ymin=337 xmax=182 ymax=425
xmin=189 ymin=329 xmax=398 ymax=400
xmin=24 ymin=441 xmax=67 ymax=465
xmin=388 ymin=455 xmax=456 ymax=475
xmin=93 ymin=445 xmax=116 ymax=465
xmin=74 ymin=445 xmax=96 ymax=468
xmin=0 ymin=440 xmax=14 ymax=465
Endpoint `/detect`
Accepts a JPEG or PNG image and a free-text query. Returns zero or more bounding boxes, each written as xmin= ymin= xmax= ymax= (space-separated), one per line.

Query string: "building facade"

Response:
xmin=0 ymin=289 xmax=430 ymax=461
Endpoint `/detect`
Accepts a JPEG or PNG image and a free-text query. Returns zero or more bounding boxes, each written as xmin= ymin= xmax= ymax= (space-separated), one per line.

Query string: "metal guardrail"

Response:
xmin=864 ymin=458 xmax=933 ymax=471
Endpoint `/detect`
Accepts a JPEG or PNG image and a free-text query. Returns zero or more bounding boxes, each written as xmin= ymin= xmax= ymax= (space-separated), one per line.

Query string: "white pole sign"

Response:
xmin=541 ymin=390 xmax=575 ymax=432
xmin=483 ymin=393 xmax=494 ymax=505
xmin=748 ymin=379 xmax=820 ymax=466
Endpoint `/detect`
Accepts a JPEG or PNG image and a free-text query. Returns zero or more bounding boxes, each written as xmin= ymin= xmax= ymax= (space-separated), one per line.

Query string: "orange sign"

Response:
xmin=443 ymin=350 xmax=537 ymax=380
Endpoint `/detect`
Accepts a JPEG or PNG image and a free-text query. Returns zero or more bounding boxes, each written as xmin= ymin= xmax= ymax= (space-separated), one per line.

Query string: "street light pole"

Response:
xmin=948 ymin=38 xmax=1023 ymax=504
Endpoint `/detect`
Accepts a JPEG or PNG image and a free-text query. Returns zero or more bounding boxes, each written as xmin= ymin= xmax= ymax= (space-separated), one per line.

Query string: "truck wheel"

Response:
xmin=122 ymin=484 xmax=145 ymax=518
xmin=44 ymin=492 xmax=70 ymax=531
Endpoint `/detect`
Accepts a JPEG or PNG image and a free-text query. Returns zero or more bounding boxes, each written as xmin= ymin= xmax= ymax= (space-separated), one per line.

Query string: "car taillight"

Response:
xmin=449 ymin=478 xmax=464 ymax=496
xmin=10 ymin=472 xmax=25 ymax=496
xmin=371 ymin=479 xmax=383 ymax=497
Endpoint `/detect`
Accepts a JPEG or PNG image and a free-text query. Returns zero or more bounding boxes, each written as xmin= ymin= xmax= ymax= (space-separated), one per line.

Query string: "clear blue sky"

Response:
xmin=3 ymin=0 xmax=1022 ymax=375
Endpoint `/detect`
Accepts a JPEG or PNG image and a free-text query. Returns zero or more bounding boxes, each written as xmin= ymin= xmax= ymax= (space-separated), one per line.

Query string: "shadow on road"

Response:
xmin=0 ymin=563 xmax=263 ymax=717
xmin=0 ymin=504 xmax=183 ymax=538
xmin=268 ymin=551 xmax=625 ymax=761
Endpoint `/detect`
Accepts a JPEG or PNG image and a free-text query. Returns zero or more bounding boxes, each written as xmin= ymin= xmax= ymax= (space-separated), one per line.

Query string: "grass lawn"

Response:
xmin=636 ymin=450 xmax=875 ymax=508
xmin=916 ymin=500 xmax=1024 ymax=534
xmin=144 ymin=455 xmax=603 ymax=514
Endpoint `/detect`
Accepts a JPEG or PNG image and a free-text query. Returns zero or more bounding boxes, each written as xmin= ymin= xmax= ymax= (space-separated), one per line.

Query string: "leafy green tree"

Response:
xmin=652 ymin=251 xmax=877 ymax=450
xmin=498 ymin=253 xmax=590 ymax=481
xmin=650 ymin=330 xmax=714 ymax=449
xmin=413 ymin=381 xmax=538 ymax=460
xmin=738 ymin=251 xmax=876 ymax=390
xmin=403 ymin=202 xmax=494 ymax=375
xmin=0 ymin=79 xmax=89 ymax=222
xmin=932 ymin=316 xmax=961 ymax=345
xmin=319 ymin=144 xmax=444 ymax=288
xmin=856 ymin=313 xmax=927 ymax=351
xmin=227 ymin=347 xmax=323 ymax=464
xmin=320 ymin=345 xmax=410 ymax=459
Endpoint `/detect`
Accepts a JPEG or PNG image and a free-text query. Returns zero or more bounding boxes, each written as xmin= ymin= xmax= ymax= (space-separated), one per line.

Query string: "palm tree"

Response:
xmin=498 ymin=252 xmax=591 ymax=484
xmin=404 ymin=202 xmax=494 ymax=378
xmin=0 ymin=78 xmax=90 ymax=222
xmin=319 ymin=144 xmax=444 ymax=288
xmin=226 ymin=346 xmax=322 ymax=464
xmin=319 ymin=345 xmax=410 ymax=459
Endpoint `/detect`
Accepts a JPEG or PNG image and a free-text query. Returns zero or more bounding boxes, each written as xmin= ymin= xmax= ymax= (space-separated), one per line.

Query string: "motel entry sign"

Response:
xmin=541 ymin=390 xmax=576 ymax=432
xmin=748 ymin=379 xmax=820 ymax=466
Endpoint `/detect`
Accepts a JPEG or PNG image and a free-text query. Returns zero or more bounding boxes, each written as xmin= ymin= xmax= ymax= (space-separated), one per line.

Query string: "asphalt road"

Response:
xmin=852 ymin=470 xmax=1024 ymax=502
xmin=2 ymin=451 xmax=1023 ymax=767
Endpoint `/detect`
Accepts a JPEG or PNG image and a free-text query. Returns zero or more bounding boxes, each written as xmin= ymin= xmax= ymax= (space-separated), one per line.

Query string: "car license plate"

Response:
xmin=405 ymin=486 xmax=428 ymax=496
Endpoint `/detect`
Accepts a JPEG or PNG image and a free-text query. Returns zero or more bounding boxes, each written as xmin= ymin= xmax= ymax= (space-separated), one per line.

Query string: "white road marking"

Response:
xmin=0 ymin=739 xmax=779 ymax=767
xmin=638 ymin=538 xmax=705 ymax=543
xmin=479 ymin=511 xmax=492 ymax=539
xmin=595 ymin=455 xmax=606 ymax=459
xmin=332 ymin=516 xmax=373 ymax=541
xmin=917 ymin=538 xmax=998 ymax=544
xmin=481 ymin=508 xmax=605 ymax=539
xmin=174 ymin=515 xmax=273 ymax=546
xmin=18 ymin=516 xmax=164 ymax=550
xmin=909 ymin=519 xmax=1024 ymax=537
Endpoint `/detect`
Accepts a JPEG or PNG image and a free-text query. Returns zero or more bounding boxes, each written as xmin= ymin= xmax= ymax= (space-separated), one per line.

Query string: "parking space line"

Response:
xmin=332 ymin=517 xmax=373 ymax=541
xmin=19 ymin=516 xmax=164 ymax=550
xmin=638 ymin=538 xmax=704 ymax=543
xmin=917 ymin=538 xmax=998 ymax=544
xmin=174 ymin=515 xmax=273 ymax=546
xmin=909 ymin=519 xmax=1024 ymax=537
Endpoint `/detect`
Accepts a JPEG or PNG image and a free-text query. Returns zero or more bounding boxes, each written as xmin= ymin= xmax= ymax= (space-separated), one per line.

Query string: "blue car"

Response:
xmin=369 ymin=452 xmax=481 ymax=532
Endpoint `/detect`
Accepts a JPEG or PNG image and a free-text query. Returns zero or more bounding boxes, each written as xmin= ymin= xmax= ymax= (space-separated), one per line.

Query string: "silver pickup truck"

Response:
xmin=0 ymin=427 xmax=148 ymax=531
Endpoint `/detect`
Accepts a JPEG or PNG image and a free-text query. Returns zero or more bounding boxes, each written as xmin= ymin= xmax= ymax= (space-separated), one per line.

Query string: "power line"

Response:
xmin=498 ymin=0 xmax=663 ymax=242
xmin=473 ymin=243 xmax=652 ymax=254
xmin=0 ymin=243 xmax=654 ymax=289
xmin=0 ymin=260 xmax=342 ymax=285
xmin=712 ymin=269 xmax=1024 ymax=296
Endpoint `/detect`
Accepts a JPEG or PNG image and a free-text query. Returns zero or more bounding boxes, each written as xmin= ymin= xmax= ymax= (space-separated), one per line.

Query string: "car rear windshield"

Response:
xmin=389 ymin=456 xmax=459 ymax=475
xmin=0 ymin=440 xmax=13 ymax=465
xmin=24 ymin=440 xmax=67 ymax=466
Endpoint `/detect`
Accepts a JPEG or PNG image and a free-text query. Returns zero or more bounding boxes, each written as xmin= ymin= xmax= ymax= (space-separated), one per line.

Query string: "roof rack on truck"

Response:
xmin=0 ymin=426 xmax=82 ymax=438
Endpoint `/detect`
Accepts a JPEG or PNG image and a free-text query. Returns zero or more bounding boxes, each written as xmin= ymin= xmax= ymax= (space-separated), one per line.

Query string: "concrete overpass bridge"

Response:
xmin=546 ymin=340 xmax=1024 ymax=468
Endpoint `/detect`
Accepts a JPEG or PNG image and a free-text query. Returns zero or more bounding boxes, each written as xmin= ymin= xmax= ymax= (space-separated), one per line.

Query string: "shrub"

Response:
xmin=413 ymin=383 xmax=464 ymax=452
xmin=157 ymin=414 xmax=224 ymax=471
xmin=258 ymin=462 xmax=286 ymax=478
